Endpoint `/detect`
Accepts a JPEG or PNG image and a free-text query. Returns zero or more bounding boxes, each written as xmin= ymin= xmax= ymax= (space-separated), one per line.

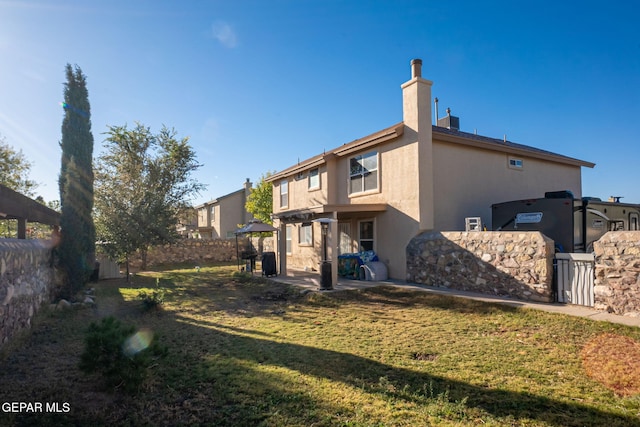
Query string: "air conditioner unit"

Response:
xmin=465 ymin=217 xmax=482 ymax=232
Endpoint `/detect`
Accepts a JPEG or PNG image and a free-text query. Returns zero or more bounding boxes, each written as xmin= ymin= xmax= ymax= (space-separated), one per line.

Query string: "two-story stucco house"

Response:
xmin=195 ymin=179 xmax=254 ymax=239
xmin=267 ymin=59 xmax=594 ymax=285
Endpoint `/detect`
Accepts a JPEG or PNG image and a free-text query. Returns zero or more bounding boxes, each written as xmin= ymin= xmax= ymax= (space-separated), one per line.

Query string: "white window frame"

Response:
xmin=508 ymin=157 xmax=523 ymax=170
xmin=299 ymin=223 xmax=313 ymax=246
xmin=285 ymin=225 xmax=292 ymax=254
xmin=308 ymin=168 xmax=320 ymax=190
xmin=280 ymin=180 xmax=289 ymax=208
xmin=210 ymin=205 xmax=215 ymax=225
xmin=349 ymin=151 xmax=379 ymax=195
xmin=358 ymin=219 xmax=375 ymax=252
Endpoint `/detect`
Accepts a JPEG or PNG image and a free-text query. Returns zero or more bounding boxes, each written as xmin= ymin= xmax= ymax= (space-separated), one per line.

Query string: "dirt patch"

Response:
xmin=411 ymin=352 xmax=438 ymax=361
xmin=581 ymin=333 xmax=640 ymax=396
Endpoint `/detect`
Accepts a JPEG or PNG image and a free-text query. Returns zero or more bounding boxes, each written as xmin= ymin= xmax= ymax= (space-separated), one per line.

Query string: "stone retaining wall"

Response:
xmin=129 ymin=236 xmax=275 ymax=269
xmin=0 ymin=239 xmax=56 ymax=349
xmin=593 ymin=231 xmax=640 ymax=316
xmin=407 ymin=231 xmax=555 ymax=302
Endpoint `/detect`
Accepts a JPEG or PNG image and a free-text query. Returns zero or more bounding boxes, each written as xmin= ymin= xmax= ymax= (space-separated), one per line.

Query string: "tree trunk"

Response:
xmin=125 ymin=255 xmax=130 ymax=282
xmin=140 ymin=247 xmax=148 ymax=270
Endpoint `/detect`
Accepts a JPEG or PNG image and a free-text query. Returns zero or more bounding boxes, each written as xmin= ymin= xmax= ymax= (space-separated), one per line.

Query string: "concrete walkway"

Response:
xmin=271 ymin=272 xmax=640 ymax=328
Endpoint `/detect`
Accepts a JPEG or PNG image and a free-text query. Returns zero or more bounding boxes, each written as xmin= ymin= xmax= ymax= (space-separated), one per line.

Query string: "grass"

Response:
xmin=1 ymin=263 xmax=639 ymax=426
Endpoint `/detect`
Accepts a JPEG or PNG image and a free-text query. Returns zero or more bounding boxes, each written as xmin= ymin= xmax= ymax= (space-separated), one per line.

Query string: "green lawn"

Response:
xmin=1 ymin=264 xmax=639 ymax=426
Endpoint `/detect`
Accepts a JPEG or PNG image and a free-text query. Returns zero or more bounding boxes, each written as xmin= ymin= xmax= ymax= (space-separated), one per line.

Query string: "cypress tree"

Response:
xmin=58 ymin=64 xmax=95 ymax=297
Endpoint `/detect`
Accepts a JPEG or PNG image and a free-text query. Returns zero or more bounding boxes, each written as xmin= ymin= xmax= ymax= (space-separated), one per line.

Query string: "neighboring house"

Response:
xmin=176 ymin=207 xmax=198 ymax=237
xmin=194 ymin=179 xmax=254 ymax=239
xmin=267 ymin=59 xmax=594 ymax=284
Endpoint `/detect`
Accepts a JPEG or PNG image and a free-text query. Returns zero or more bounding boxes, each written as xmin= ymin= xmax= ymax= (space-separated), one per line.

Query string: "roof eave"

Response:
xmin=267 ymin=123 xmax=404 ymax=182
xmin=433 ymin=128 xmax=595 ymax=168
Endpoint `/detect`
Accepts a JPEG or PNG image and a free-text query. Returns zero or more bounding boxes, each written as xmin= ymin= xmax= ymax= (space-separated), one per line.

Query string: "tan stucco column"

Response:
xmin=278 ymin=221 xmax=287 ymax=276
xmin=330 ymin=212 xmax=338 ymax=287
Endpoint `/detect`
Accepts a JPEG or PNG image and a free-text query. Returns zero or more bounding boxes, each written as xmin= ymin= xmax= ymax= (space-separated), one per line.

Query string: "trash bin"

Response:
xmin=320 ymin=261 xmax=333 ymax=290
xmin=261 ymin=252 xmax=277 ymax=277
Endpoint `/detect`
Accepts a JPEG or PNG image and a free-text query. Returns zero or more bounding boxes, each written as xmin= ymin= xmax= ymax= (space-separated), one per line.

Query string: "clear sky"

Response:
xmin=1 ymin=0 xmax=639 ymax=207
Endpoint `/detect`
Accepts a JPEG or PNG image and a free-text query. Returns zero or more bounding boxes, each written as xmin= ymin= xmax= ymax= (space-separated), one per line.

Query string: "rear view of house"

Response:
xmin=268 ymin=59 xmax=594 ymax=285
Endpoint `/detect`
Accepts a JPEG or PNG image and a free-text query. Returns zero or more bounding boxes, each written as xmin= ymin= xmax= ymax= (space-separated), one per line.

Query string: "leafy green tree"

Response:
xmin=0 ymin=134 xmax=38 ymax=197
xmin=94 ymin=123 xmax=204 ymax=274
xmin=0 ymin=134 xmax=40 ymax=237
xmin=245 ymin=172 xmax=274 ymax=225
xmin=58 ymin=64 xmax=95 ymax=297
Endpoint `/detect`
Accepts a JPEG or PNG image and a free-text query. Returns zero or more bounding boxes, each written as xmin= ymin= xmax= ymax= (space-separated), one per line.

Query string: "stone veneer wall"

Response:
xmin=129 ymin=237 xmax=275 ymax=269
xmin=0 ymin=239 xmax=56 ymax=349
xmin=593 ymin=231 xmax=640 ymax=316
xmin=407 ymin=231 xmax=555 ymax=302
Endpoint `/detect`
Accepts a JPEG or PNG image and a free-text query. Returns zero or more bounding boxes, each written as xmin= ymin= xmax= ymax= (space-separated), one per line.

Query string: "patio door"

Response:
xmin=338 ymin=223 xmax=351 ymax=255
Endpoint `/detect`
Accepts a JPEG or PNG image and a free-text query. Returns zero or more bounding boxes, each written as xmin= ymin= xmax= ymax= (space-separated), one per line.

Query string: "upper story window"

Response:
xmin=508 ymin=157 xmax=523 ymax=170
xmin=308 ymin=168 xmax=319 ymax=190
xmin=349 ymin=151 xmax=378 ymax=195
xmin=210 ymin=206 xmax=215 ymax=224
xmin=280 ymin=180 xmax=289 ymax=208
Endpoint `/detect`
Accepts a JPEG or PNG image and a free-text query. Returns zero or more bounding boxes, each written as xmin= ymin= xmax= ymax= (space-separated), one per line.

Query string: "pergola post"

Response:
xmin=17 ymin=218 xmax=27 ymax=239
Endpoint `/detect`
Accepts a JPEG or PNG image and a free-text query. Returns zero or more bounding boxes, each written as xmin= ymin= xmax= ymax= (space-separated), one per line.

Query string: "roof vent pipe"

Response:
xmin=434 ymin=97 xmax=439 ymax=125
xmin=411 ymin=58 xmax=422 ymax=78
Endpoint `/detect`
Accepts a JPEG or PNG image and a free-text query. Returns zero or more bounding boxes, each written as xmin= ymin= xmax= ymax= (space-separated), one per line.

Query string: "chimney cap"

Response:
xmin=410 ymin=58 xmax=422 ymax=78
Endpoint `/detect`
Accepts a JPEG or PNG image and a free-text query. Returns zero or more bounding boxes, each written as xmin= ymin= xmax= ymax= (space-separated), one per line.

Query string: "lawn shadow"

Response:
xmin=162 ymin=310 xmax=640 ymax=426
xmin=2 ymin=270 xmax=638 ymax=426
xmin=331 ymin=285 xmax=523 ymax=316
xmin=125 ymin=275 xmax=639 ymax=425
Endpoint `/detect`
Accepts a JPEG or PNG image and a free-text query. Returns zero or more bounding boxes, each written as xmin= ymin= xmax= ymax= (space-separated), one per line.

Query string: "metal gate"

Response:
xmin=554 ymin=253 xmax=595 ymax=306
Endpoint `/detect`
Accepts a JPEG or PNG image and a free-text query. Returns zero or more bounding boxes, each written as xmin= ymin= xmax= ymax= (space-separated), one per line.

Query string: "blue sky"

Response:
xmin=1 ymin=0 xmax=639 ymax=207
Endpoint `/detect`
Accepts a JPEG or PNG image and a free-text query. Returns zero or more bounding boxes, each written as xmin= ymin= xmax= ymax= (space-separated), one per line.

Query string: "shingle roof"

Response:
xmin=268 ymin=122 xmax=595 ymax=181
xmin=432 ymin=126 xmax=595 ymax=168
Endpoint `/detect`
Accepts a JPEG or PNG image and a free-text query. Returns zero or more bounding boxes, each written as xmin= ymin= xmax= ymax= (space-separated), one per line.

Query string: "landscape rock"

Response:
xmin=594 ymin=231 xmax=640 ymax=316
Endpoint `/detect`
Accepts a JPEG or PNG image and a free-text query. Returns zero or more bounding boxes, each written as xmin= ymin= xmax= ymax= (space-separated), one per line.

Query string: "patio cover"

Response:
xmin=0 ymin=183 xmax=60 ymax=239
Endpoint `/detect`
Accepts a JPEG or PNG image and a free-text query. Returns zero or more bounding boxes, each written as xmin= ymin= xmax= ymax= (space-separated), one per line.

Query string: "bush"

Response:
xmin=138 ymin=278 xmax=165 ymax=311
xmin=79 ymin=316 xmax=167 ymax=393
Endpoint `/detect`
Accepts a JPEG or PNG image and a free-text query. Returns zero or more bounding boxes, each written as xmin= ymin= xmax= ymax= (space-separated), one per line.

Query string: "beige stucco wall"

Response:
xmin=431 ymin=140 xmax=583 ymax=231
xmin=281 ymin=222 xmax=324 ymax=271
xmin=334 ymin=136 xmax=421 ymax=279
xmin=215 ymin=190 xmax=251 ymax=238
xmin=273 ymin=166 xmax=329 ymax=212
xmin=273 ymin=131 xmax=424 ymax=280
xmin=197 ymin=206 xmax=210 ymax=229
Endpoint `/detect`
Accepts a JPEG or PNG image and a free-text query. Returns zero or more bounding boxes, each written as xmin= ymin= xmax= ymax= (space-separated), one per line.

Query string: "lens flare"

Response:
xmin=122 ymin=328 xmax=154 ymax=357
